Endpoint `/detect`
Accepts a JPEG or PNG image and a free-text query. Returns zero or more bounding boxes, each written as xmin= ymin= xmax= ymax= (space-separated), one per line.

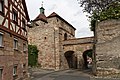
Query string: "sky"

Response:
xmin=26 ymin=0 xmax=93 ymax=38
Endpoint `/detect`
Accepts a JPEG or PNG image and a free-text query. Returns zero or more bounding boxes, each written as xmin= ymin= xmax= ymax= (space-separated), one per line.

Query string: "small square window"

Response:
xmin=0 ymin=0 xmax=4 ymax=13
xmin=14 ymin=38 xmax=18 ymax=49
xmin=12 ymin=9 xmax=18 ymax=23
xmin=0 ymin=68 xmax=3 ymax=80
xmin=13 ymin=66 xmax=17 ymax=76
xmin=22 ymin=64 xmax=26 ymax=68
xmin=0 ymin=33 xmax=3 ymax=47
xmin=23 ymin=44 xmax=26 ymax=52
xmin=64 ymin=33 xmax=67 ymax=40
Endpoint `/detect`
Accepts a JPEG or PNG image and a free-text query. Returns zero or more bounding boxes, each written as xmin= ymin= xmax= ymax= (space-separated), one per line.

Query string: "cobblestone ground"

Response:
xmin=29 ymin=68 xmax=120 ymax=80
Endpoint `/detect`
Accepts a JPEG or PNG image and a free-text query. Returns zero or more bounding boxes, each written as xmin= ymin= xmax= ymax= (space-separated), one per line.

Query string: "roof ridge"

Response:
xmin=33 ymin=13 xmax=47 ymax=22
xmin=47 ymin=12 xmax=76 ymax=30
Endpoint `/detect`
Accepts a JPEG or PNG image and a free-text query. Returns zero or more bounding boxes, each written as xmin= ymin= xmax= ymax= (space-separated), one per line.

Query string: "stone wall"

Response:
xmin=28 ymin=14 xmax=94 ymax=71
xmin=47 ymin=17 xmax=75 ymax=41
xmin=62 ymin=37 xmax=93 ymax=69
xmin=28 ymin=22 xmax=57 ymax=69
xmin=63 ymin=37 xmax=94 ymax=45
xmin=96 ymin=20 xmax=120 ymax=75
xmin=28 ymin=16 xmax=76 ymax=70
xmin=0 ymin=30 xmax=28 ymax=80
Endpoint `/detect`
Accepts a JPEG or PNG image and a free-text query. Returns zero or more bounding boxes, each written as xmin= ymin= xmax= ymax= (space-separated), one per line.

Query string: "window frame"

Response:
xmin=23 ymin=43 xmax=26 ymax=52
xmin=0 ymin=0 xmax=4 ymax=14
xmin=13 ymin=65 xmax=17 ymax=76
xmin=0 ymin=32 xmax=3 ymax=47
xmin=12 ymin=9 xmax=18 ymax=23
xmin=0 ymin=68 xmax=3 ymax=80
xmin=64 ymin=33 xmax=67 ymax=40
xmin=13 ymin=38 xmax=18 ymax=50
xmin=22 ymin=18 xmax=26 ymax=31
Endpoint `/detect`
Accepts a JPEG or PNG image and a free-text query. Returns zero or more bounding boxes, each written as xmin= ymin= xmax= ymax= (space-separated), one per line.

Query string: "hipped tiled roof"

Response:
xmin=33 ymin=12 xmax=76 ymax=30
xmin=47 ymin=12 xmax=76 ymax=30
xmin=33 ymin=14 xmax=47 ymax=22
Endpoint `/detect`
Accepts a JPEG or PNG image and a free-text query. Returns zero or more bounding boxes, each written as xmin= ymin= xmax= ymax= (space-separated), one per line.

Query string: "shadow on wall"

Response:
xmin=64 ymin=51 xmax=77 ymax=69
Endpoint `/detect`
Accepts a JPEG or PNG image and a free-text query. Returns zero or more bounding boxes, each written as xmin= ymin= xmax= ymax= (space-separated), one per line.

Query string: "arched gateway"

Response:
xmin=83 ymin=49 xmax=93 ymax=69
xmin=62 ymin=37 xmax=94 ymax=70
xmin=64 ymin=51 xmax=77 ymax=69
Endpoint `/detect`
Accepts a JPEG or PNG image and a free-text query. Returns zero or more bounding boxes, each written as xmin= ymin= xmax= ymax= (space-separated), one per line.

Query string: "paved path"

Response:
xmin=29 ymin=69 xmax=120 ymax=80
xmin=29 ymin=69 xmax=91 ymax=80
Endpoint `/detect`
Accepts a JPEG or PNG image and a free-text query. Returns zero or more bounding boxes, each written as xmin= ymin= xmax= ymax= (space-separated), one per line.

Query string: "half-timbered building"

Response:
xmin=0 ymin=0 xmax=29 ymax=80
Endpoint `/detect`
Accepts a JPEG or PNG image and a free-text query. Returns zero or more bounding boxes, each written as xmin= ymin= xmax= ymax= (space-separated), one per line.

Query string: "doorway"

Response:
xmin=83 ymin=49 xmax=93 ymax=69
xmin=64 ymin=51 xmax=77 ymax=69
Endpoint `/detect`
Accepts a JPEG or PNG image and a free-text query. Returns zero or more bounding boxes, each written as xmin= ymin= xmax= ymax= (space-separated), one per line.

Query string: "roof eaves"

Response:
xmin=23 ymin=0 xmax=30 ymax=21
xmin=47 ymin=13 xmax=76 ymax=30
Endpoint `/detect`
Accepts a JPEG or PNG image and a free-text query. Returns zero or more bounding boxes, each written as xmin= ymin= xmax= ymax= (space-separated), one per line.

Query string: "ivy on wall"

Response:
xmin=28 ymin=45 xmax=39 ymax=67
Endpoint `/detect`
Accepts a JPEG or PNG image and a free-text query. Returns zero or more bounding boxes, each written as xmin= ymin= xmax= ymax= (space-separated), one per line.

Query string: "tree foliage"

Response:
xmin=79 ymin=0 xmax=120 ymax=14
xmin=78 ymin=0 xmax=120 ymax=31
xmin=87 ymin=50 xmax=93 ymax=58
xmin=28 ymin=45 xmax=39 ymax=67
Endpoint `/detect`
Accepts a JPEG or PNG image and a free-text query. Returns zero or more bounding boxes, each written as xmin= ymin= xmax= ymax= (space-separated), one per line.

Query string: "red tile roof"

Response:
xmin=33 ymin=12 xmax=76 ymax=30
xmin=33 ymin=14 xmax=47 ymax=22
xmin=47 ymin=12 xmax=76 ymax=30
xmin=47 ymin=12 xmax=58 ymax=18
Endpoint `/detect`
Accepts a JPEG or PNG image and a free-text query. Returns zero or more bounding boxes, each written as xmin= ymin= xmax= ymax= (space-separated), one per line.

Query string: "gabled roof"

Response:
xmin=47 ymin=12 xmax=76 ymax=30
xmin=22 ymin=0 xmax=30 ymax=21
xmin=47 ymin=12 xmax=58 ymax=18
xmin=33 ymin=13 xmax=47 ymax=22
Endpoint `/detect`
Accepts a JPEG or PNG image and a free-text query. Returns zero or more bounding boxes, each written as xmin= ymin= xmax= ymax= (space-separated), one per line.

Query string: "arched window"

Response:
xmin=64 ymin=33 xmax=67 ymax=40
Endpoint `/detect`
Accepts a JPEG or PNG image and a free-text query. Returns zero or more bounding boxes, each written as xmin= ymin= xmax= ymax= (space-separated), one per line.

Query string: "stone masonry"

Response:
xmin=62 ymin=37 xmax=94 ymax=69
xmin=28 ymin=13 xmax=76 ymax=70
xmin=95 ymin=20 xmax=120 ymax=75
xmin=0 ymin=30 xmax=28 ymax=80
xmin=0 ymin=0 xmax=29 ymax=80
xmin=28 ymin=11 xmax=120 ymax=76
xmin=28 ymin=7 xmax=94 ymax=70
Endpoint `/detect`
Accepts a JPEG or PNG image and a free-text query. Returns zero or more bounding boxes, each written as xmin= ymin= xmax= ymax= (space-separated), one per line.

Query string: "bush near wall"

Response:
xmin=28 ymin=45 xmax=39 ymax=67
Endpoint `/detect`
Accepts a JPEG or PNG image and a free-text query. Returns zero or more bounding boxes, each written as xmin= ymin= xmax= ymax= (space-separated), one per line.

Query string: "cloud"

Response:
xmin=76 ymin=27 xmax=93 ymax=38
xmin=48 ymin=4 xmax=57 ymax=11
xmin=26 ymin=0 xmax=93 ymax=38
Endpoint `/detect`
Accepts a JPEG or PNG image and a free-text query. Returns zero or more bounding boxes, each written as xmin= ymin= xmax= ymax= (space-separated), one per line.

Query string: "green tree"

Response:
xmin=28 ymin=45 xmax=39 ymax=67
xmin=78 ymin=0 xmax=120 ymax=31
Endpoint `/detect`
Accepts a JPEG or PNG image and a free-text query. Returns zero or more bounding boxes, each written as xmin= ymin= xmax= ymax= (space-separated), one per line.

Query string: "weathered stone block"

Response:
xmin=96 ymin=20 xmax=120 ymax=75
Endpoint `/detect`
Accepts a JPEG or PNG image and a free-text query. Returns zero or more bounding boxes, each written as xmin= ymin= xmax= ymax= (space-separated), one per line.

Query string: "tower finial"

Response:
xmin=41 ymin=1 xmax=44 ymax=7
xmin=40 ymin=1 xmax=45 ymax=14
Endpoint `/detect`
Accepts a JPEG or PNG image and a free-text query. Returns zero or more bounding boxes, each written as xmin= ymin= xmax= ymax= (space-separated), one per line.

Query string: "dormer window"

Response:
xmin=0 ymin=0 xmax=4 ymax=13
xmin=12 ymin=9 xmax=18 ymax=23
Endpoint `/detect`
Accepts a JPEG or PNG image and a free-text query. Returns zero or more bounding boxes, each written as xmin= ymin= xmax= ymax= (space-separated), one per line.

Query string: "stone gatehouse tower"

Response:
xmin=28 ymin=6 xmax=93 ymax=70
